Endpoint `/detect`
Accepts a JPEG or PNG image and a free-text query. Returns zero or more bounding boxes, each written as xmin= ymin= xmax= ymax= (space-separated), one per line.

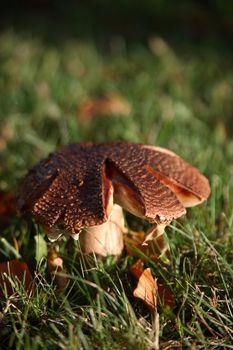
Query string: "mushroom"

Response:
xmin=17 ymin=142 xmax=210 ymax=257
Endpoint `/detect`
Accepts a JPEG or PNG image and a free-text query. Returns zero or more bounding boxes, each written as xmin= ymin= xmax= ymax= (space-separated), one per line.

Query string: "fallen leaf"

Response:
xmin=125 ymin=226 xmax=170 ymax=261
xmin=48 ymin=247 xmax=68 ymax=290
xmin=131 ymin=262 xmax=160 ymax=348
xmin=0 ymin=191 xmax=15 ymax=230
xmin=0 ymin=259 xmax=33 ymax=296
xmin=129 ymin=258 xmax=144 ymax=279
xmin=133 ymin=267 xmax=157 ymax=311
xmin=124 ymin=231 xmax=145 ymax=257
xmin=77 ymin=93 xmax=131 ymax=124
xmin=130 ymin=259 xmax=175 ymax=309
xmin=157 ymin=282 xmax=175 ymax=308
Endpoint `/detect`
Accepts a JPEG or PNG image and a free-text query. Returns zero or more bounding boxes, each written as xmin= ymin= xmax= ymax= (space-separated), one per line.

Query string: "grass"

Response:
xmin=0 ymin=25 xmax=233 ymax=349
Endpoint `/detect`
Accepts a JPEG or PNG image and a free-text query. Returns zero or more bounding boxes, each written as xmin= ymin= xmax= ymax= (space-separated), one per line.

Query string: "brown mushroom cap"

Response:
xmin=17 ymin=142 xmax=210 ymax=234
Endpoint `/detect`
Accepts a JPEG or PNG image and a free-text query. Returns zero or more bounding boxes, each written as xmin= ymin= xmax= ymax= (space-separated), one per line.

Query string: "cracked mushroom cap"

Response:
xmin=17 ymin=142 xmax=210 ymax=235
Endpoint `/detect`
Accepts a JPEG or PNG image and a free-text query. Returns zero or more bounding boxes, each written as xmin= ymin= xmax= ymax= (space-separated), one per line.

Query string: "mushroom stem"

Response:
xmin=78 ymin=204 xmax=126 ymax=257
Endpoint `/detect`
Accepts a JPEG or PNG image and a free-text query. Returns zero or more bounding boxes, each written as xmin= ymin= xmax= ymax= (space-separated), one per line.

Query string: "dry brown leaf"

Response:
xmin=130 ymin=258 xmax=145 ymax=279
xmin=157 ymin=282 xmax=175 ymax=308
xmin=0 ymin=191 xmax=15 ymax=230
xmin=133 ymin=267 xmax=157 ymax=311
xmin=130 ymin=259 xmax=175 ymax=309
xmin=48 ymin=247 xmax=68 ymax=290
xmin=0 ymin=259 xmax=33 ymax=296
xmin=124 ymin=231 xmax=145 ymax=257
xmin=125 ymin=227 xmax=169 ymax=261
xmin=77 ymin=93 xmax=131 ymax=124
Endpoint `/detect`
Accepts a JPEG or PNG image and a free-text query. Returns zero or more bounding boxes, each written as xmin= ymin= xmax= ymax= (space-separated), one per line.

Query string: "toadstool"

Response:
xmin=17 ymin=142 xmax=210 ymax=257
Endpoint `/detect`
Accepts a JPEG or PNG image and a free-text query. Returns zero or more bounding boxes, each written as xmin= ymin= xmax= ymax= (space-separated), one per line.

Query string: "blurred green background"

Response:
xmin=0 ymin=0 xmax=232 ymax=189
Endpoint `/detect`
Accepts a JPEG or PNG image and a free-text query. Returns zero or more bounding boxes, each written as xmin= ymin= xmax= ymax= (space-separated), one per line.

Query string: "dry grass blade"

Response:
xmin=0 ymin=125 xmax=14 ymax=151
xmin=160 ymin=340 xmax=182 ymax=350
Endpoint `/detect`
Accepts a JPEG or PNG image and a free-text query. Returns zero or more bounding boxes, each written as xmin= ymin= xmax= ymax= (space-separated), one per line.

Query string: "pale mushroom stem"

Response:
xmin=78 ymin=204 xmax=126 ymax=257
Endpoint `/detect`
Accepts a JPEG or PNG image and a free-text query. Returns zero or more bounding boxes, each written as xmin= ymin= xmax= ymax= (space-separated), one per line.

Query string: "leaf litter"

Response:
xmin=0 ymin=259 xmax=33 ymax=296
xmin=77 ymin=93 xmax=131 ymax=124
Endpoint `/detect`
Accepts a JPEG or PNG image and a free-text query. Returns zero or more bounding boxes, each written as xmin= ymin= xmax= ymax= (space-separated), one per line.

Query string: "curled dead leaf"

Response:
xmin=124 ymin=227 xmax=170 ymax=261
xmin=157 ymin=282 xmax=175 ymax=308
xmin=131 ymin=263 xmax=160 ymax=348
xmin=0 ymin=259 xmax=33 ymax=296
xmin=124 ymin=231 xmax=145 ymax=257
xmin=133 ymin=267 xmax=157 ymax=311
xmin=130 ymin=258 xmax=145 ymax=279
xmin=77 ymin=93 xmax=131 ymax=124
xmin=130 ymin=259 xmax=175 ymax=309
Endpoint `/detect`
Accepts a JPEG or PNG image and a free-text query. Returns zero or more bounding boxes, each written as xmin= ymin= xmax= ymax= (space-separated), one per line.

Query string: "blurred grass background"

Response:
xmin=0 ymin=0 xmax=232 ymax=189
xmin=0 ymin=1 xmax=233 ymax=349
